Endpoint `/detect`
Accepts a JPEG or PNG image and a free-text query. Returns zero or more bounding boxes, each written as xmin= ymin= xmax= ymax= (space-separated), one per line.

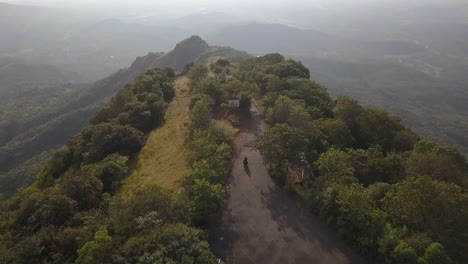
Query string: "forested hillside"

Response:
xmin=0 ymin=36 xmax=249 ymax=199
xmin=0 ymin=65 xmax=232 ymax=263
xmin=0 ymin=37 xmax=251 ymax=262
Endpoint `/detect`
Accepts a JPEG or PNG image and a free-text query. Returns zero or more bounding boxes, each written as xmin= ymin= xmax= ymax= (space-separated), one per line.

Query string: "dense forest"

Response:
xmin=0 ymin=67 xmax=223 ymax=263
xmin=232 ymin=54 xmax=467 ymax=263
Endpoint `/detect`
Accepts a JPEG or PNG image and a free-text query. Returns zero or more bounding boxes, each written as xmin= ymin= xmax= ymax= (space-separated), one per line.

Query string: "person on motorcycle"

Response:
xmin=243 ymin=156 xmax=248 ymax=166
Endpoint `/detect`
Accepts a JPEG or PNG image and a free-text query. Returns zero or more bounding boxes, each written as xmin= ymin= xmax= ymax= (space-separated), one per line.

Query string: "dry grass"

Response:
xmin=120 ymin=76 xmax=192 ymax=196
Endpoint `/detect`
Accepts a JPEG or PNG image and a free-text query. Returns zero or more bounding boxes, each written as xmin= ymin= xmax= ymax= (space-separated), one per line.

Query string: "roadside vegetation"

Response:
xmin=0 ymin=67 xmax=222 ymax=263
xmin=243 ymin=54 xmax=467 ymax=264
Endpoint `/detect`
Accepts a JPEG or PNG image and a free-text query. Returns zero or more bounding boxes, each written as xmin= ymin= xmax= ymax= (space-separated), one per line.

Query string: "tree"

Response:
xmin=61 ymin=174 xmax=103 ymax=210
xmin=284 ymin=78 xmax=333 ymax=118
xmin=26 ymin=195 xmax=76 ymax=230
xmin=264 ymin=95 xmax=312 ymax=127
xmin=336 ymin=184 xmax=380 ymax=254
xmin=268 ymin=59 xmax=310 ymax=79
xmin=254 ymin=123 xmax=309 ymax=168
xmin=37 ymin=147 xmax=73 ymax=187
xmin=222 ymin=79 xmax=256 ymax=99
xmin=356 ymin=109 xmax=418 ymax=152
xmin=406 ymin=140 xmax=468 ymax=187
xmin=215 ymin=58 xmax=230 ymax=67
xmin=347 ymin=148 xmax=404 ymax=185
xmin=313 ymin=118 xmax=354 ymax=149
xmin=258 ymin=53 xmax=285 ymax=64
xmin=266 ymin=96 xmax=299 ymax=124
xmin=191 ymin=179 xmax=224 ymax=225
xmin=316 ymin=148 xmax=356 ymax=185
xmin=118 ymin=101 xmax=164 ymax=132
xmin=78 ymin=123 xmax=145 ymax=163
xmin=76 ymin=226 xmax=112 ymax=264
xmin=194 ymin=78 xmax=223 ymax=105
xmin=109 ymin=187 xmax=191 ymax=237
xmin=191 ymin=99 xmax=212 ymax=130
xmin=95 ymin=154 xmax=129 ymax=193
xmin=121 ymin=223 xmax=218 ymax=264
xmin=333 ymin=96 xmax=363 ymax=136
xmin=391 ymin=241 xmax=419 ymax=264
xmin=188 ymin=63 xmax=209 ymax=84
xmin=383 ymin=176 xmax=468 ymax=261
xmin=419 ymin=243 xmax=454 ymax=264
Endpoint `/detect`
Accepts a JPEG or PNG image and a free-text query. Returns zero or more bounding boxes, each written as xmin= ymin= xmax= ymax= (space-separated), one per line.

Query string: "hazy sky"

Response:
xmin=4 ymin=0 xmax=465 ymax=21
xmin=4 ymin=0 xmax=463 ymax=10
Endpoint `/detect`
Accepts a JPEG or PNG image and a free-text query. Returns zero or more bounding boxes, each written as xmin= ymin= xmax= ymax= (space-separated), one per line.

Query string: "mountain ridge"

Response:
xmin=0 ymin=36 xmax=250 ymax=198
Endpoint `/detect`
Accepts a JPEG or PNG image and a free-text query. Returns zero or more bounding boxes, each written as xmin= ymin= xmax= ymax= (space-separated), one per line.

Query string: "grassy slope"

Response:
xmin=121 ymin=76 xmax=192 ymax=196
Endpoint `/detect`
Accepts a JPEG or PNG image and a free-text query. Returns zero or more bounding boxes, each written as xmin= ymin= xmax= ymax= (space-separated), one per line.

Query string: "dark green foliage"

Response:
xmin=243 ymin=55 xmax=467 ymax=263
xmin=121 ymin=223 xmax=218 ymax=264
xmin=76 ymin=123 xmax=145 ymax=164
xmin=332 ymin=96 xmax=420 ymax=152
xmin=194 ymin=78 xmax=223 ymax=105
xmin=255 ymin=123 xmax=311 ymax=169
xmin=347 ymin=148 xmax=406 ymax=185
xmin=188 ymin=63 xmax=209 ymax=84
xmin=406 ymin=140 xmax=468 ymax=187
xmin=37 ymin=147 xmax=73 ymax=187
xmin=185 ymin=69 xmax=234 ymax=227
xmin=91 ymin=67 xmax=175 ymax=131
xmin=191 ymin=98 xmax=213 ymax=130
xmin=391 ymin=241 xmax=419 ymax=264
xmin=186 ymin=125 xmax=231 ymax=226
xmin=357 ymin=109 xmax=419 ymax=152
xmin=76 ymin=226 xmax=112 ymax=264
xmin=210 ymin=59 xmax=231 ymax=74
xmin=15 ymin=194 xmax=77 ymax=232
xmin=93 ymin=154 xmax=129 ymax=193
xmin=313 ymin=118 xmax=354 ymax=149
xmin=109 ymin=187 xmax=192 ymax=237
xmin=215 ymin=58 xmax=230 ymax=67
xmin=259 ymin=53 xmax=285 ymax=64
xmin=333 ymin=96 xmax=363 ymax=134
xmin=0 ymin=68 xmax=207 ymax=263
xmin=61 ymin=174 xmax=103 ymax=210
xmin=267 ymin=59 xmax=310 ymax=79
xmin=420 ymin=243 xmax=455 ymax=264
xmin=383 ymin=176 xmax=468 ymax=261
xmin=190 ymin=179 xmax=224 ymax=225
xmin=283 ymin=77 xmax=333 ymax=118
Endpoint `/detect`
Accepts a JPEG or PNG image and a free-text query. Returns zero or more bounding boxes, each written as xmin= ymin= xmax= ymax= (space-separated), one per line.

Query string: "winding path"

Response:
xmin=210 ymin=103 xmax=366 ymax=264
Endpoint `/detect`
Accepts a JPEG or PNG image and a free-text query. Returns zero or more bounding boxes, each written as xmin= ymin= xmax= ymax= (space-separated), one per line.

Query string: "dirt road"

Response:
xmin=210 ymin=103 xmax=366 ymax=264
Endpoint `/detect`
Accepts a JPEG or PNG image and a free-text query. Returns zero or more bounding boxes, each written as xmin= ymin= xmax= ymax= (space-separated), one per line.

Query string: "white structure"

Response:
xmin=228 ymin=99 xmax=240 ymax=108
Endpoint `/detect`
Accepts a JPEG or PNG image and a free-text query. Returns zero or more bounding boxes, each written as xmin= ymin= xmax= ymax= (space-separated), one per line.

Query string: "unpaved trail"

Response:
xmin=210 ymin=103 xmax=366 ymax=264
xmin=121 ymin=76 xmax=191 ymax=195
